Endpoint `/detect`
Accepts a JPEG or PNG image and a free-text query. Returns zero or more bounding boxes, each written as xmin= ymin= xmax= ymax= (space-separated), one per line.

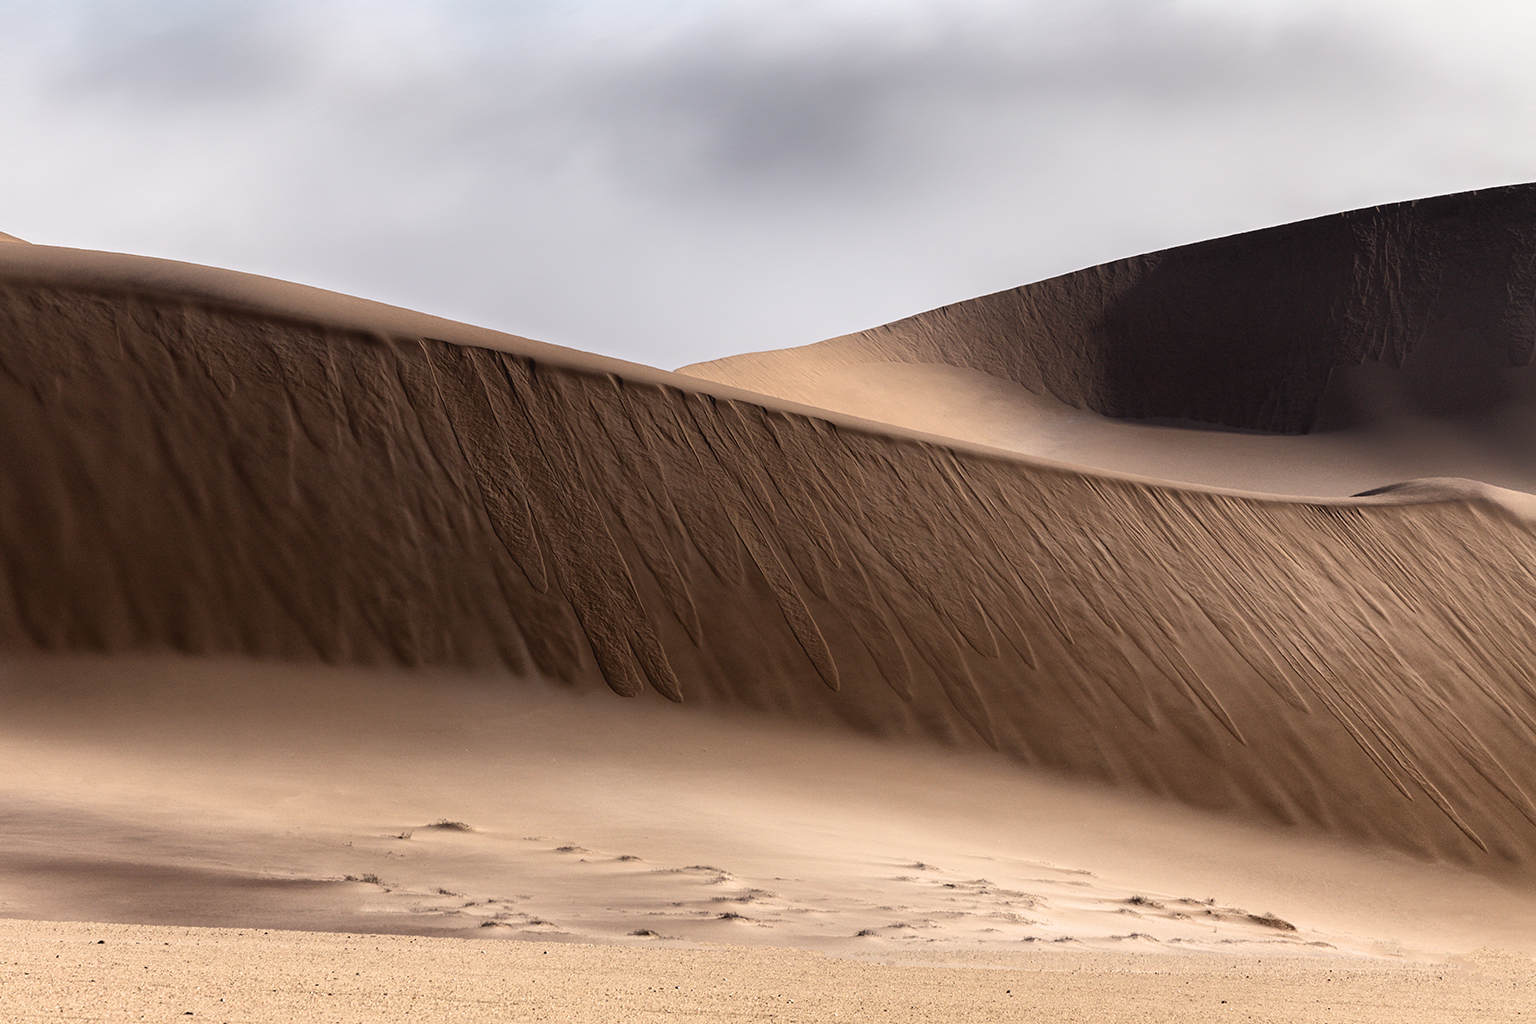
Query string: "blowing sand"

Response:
xmin=5 ymin=184 xmax=1536 ymax=1019
xmin=1 ymin=659 xmax=1533 ymax=1020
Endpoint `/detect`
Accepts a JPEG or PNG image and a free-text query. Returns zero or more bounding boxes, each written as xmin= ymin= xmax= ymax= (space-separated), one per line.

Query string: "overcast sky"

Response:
xmin=4 ymin=0 xmax=1535 ymax=369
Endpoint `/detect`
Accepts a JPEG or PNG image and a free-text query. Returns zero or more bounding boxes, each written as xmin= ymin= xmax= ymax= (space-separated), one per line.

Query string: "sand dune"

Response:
xmin=3 ymin=188 xmax=1536 ymax=1014
xmin=684 ymin=184 xmax=1536 ymax=436
xmin=676 ymin=358 xmax=1536 ymax=497
xmin=6 ymin=226 xmax=1536 ymax=869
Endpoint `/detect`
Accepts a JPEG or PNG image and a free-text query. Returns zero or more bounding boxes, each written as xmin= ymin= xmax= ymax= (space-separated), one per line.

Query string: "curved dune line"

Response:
xmin=3 ymin=233 xmax=1536 ymax=880
xmin=684 ymin=183 xmax=1536 ymax=434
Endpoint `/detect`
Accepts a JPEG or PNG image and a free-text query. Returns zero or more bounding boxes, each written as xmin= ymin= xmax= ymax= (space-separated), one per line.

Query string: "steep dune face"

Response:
xmin=3 ymin=243 xmax=1536 ymax=880
xmin=683 ymin=184 xmax=1536 ymax=435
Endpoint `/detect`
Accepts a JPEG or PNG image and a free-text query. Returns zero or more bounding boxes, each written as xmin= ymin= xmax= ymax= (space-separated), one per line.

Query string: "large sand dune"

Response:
xmin=684 ymin=184 xmax=1536 ymax=435
xmin=3 ymin=186 xmax=1536 ymax=1014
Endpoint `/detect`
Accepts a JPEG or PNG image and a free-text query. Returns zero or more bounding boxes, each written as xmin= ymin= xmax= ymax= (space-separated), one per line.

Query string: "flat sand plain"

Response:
xmin=5 ymin=918 xmax=1534 ymax=1023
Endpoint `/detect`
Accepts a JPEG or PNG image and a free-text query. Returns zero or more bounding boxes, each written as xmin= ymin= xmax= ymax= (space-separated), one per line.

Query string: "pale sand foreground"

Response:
xmin=3 ymin=919 xmax=1533 ymax=1023
xmin=15 ymin=659 xmax=1532 ymax=1020
xmin=3 ymin=657 xmax=1536 ymax=961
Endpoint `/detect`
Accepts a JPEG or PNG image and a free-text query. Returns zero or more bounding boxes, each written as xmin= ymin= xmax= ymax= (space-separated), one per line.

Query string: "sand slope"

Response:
xmin=684 ymin=184 xmax=1536 ymax=435
xmin=674 ymin=358 xmax=1536 ymax=498
xmin=3 ymin=226 xmax=1536 ymax=888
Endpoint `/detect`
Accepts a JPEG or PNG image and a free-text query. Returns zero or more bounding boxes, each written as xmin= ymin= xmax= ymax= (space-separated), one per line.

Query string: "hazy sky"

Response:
xmin=4 ymin=0 xmax=1535 ymax=369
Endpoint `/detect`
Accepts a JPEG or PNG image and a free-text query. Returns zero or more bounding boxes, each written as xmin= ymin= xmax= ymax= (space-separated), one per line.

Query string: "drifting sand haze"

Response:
xmin=7 ymin=654 xmax=1534 ymax=957
xmin=3 ymin=185 xmax=1536 ymax=1018
xmin=3 ymin=655 xmax=1535 ymax=1017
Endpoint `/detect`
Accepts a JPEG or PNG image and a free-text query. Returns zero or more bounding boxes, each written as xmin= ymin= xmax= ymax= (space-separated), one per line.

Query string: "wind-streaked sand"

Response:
xmin=4 ymin=184 xmax=1536 ymax=1018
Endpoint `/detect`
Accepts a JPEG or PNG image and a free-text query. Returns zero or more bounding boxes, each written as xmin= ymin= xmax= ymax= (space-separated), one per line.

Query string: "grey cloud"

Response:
xmin=29 ymin=0 xmax=1415 ymax=208
xmin=493 ymin=2 xmax=1415 ymax=206
xmin=51 ymin=1 xmax=314 ymax=104
xmin=2 ymin=0 xmax=1525 ymax=370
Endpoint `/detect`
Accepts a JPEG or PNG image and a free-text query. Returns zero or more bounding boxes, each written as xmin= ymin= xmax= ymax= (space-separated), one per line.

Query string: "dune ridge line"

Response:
xmin=4 ymin=194 xmax=1536 ymax=880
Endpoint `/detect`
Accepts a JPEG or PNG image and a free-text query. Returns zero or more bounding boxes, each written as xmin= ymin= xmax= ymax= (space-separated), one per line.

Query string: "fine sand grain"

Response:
xmin=3 ymin=919 xmax=1533 ymax=1023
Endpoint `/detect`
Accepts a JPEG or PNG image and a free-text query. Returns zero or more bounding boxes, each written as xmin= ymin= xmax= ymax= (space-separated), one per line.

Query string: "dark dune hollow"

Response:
xmin=686 ymin=184 xmax=1536 ymax=433
xmin=4 ymin=186 xmax=1536 ymax=888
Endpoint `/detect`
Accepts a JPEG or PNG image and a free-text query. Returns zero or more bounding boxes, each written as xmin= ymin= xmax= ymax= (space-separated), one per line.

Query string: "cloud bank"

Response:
xmin=4 ymin=0 xmax=1535 ymax=367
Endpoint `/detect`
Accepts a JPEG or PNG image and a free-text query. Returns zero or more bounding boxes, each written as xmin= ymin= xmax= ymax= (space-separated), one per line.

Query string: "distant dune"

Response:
xmin=684 ymin=184 xmax=1536 ymax=436
xmin=4 ymin=189 xmax=1536 ymax=986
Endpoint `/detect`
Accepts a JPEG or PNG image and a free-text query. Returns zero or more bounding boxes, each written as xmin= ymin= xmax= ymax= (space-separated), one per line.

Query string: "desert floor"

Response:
xmin=2 ymin=656 xmax=1535 ymax=1019
xmin=4 ymin=918 xmax=1536 ymax=1023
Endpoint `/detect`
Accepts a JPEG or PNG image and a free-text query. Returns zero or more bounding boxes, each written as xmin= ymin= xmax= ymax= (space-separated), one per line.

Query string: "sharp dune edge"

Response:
xmin=4 ymin=187 xmax=1536 ymax=1016
xmin=684 ymin=184 xmax=1536 ymax=435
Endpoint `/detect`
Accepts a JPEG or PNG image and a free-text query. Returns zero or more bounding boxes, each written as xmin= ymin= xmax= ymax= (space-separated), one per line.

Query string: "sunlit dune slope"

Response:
xmin=3 ymin=227 xmax=1536 ymax=882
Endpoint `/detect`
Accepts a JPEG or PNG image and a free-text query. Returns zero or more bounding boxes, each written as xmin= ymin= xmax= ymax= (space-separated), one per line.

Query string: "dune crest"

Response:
xmin=1353 ymin=476 xmax=1536 ymax=521
xmin=683 ymin=184 xmax=1536 ymax=436
xmin=4 ymin=228 xmax=1536 ymax=882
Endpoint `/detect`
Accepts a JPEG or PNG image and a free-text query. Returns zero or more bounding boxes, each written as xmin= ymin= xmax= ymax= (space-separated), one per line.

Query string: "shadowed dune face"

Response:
xmin=3 ymin=248 xmax=1536 ymax=883
xmin=682 ymin=184 xmax=1536 ymax=437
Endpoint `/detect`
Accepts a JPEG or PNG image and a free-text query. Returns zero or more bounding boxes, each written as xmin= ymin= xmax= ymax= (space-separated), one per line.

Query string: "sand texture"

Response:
xmin=4 ymin=919 xmax=1534 ymax=1023
xmin=3 ymin=187 xmax=1536 ymax=1015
